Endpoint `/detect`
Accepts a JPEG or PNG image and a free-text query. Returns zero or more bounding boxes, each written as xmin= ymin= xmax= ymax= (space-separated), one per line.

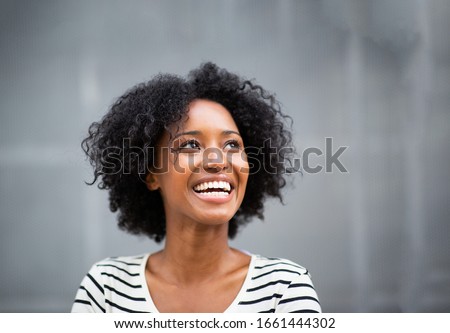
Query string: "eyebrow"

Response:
xmin=172 ymin=130 xmax=242 ymax=141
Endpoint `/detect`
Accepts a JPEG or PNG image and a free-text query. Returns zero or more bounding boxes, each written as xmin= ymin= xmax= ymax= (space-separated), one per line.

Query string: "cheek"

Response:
xmin=230 ymin=152 xmax=250 ymax=175
xmin=156 ymin=157 xmax=193 ymax=190
xmin=175 ymin=153 xmax=202 ymax=173
xmin=157 ymin=172 xmax=188 ymax=204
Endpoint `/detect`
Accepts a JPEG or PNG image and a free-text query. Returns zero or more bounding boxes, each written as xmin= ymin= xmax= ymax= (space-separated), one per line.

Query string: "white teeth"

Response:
xmin=193 ymin=181 xmax=232 ymax=192
xmin=197 ymin=191 xmax=230 ymax=197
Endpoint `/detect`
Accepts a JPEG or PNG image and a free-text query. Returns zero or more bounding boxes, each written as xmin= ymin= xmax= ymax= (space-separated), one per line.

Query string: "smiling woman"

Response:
xmin=146 ymin=100 xmax=249 ymax=231
xmin=72 ymin=62 xmax=321 ymax=313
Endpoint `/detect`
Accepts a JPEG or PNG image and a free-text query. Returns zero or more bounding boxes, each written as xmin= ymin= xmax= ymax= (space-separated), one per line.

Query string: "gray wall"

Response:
xmin=1 ymin=0 xmax=449 ymax=312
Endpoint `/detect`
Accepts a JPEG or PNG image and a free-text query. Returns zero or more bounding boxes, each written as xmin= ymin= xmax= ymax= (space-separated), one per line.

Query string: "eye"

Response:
xmin=178 ymin=139 xmax=201 ymax=152
xmin=224 ymin=140 xmax=242 ymax=151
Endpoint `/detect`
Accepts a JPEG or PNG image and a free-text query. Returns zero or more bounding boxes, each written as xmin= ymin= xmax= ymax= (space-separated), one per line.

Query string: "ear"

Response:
xmin=146 ymin=172 xmax=160 ymax=191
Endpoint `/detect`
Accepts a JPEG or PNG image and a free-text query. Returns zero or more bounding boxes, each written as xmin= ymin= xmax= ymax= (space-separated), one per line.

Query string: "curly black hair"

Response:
xmin=82 ymin=62 xmax=294 ymax=242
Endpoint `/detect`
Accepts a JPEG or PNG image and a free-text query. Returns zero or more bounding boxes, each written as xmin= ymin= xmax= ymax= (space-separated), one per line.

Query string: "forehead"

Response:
xmin=157 ymin=99 xmax=240 ymax=147
xmin=181 ymin=99 xmax=238 ymax=131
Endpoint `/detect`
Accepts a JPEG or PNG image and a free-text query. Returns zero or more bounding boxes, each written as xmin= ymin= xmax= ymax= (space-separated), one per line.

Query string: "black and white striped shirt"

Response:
xmin=71 ymin=253 xmax=321 ymax=313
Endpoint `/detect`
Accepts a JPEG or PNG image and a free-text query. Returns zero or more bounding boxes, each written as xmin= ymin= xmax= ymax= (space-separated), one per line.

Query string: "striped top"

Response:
xmin=71 ymin=253 xmax=321 ymax=313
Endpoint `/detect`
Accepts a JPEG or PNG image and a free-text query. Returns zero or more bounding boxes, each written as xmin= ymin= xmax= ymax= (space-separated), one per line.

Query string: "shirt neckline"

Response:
xmin=139 ymin=252 xmax=255 ymax=313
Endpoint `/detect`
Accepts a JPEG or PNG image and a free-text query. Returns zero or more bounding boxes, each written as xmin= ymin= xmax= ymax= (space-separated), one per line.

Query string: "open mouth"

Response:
xmin=193 ymin=181 xmax=233 ymax=197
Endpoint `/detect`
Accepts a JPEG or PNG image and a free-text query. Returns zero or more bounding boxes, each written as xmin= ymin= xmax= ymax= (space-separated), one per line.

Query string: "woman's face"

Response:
xmin=148 ymin=99 xmax=249 ymax=229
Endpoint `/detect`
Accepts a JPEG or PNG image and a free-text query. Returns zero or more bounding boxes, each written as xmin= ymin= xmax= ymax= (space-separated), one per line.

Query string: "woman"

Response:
xmin=72 ymin=62 xmax=321 ymax=313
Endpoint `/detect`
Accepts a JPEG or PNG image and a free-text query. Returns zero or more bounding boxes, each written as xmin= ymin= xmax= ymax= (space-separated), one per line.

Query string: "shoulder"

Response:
xmin=91 ymin=254 xmax=147 ymax=275
xmin=251 ymin=255 xmax=310 ymax=279
xmin=72 ymin=254 xmax=149 ymax=313
xmin=86 ymin=254 xmax=148 ymax=289
xmin=240 ymin=254 xmax=321 ymax=313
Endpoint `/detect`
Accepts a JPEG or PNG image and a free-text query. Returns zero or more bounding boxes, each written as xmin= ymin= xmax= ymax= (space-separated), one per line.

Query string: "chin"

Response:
xmin=197 ymin=213 xmax=234 ymax=225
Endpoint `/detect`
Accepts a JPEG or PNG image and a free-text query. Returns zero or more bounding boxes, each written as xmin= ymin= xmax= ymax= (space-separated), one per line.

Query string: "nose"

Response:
xmin=203 ymin=147 xmax=229 ymax=172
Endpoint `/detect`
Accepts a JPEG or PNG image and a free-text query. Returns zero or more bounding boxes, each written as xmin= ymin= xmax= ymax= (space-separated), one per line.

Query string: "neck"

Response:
xmin=159 ymin=222 xmax=234 ymax=284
